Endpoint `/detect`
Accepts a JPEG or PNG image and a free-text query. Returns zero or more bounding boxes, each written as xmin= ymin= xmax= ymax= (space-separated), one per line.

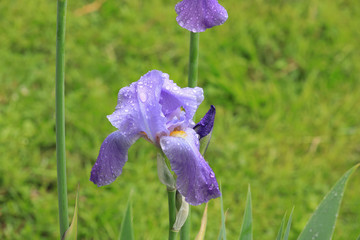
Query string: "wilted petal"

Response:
xmin=160 ymin=128 xmax=220 ymax=205
xmin=175 ymin=0 xmax=228 ymax=32
xmin=194 ymin=105 xmax=216 ymax=139
xmin=160 ymin=74 xmax=204 ymax=123
xmin=90 ymin=131 xmax=139 ymax=187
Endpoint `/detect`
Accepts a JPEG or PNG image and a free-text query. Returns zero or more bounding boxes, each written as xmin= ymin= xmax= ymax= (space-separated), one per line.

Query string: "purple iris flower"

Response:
xmin=175 ymin=0 xmax=228 ymax=32
xmin=90 ymin=70 xmax=220 ymax=205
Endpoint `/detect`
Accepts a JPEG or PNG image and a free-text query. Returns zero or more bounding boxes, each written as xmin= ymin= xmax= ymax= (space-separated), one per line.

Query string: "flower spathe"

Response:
xmin=90 ymin=70 xmax=220 ymax=205
xmin=175 ymin=0 xmax=228 ymax=32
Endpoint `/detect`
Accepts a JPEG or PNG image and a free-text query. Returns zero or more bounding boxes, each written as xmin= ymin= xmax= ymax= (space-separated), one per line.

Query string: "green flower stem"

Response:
xmin=180 ymin=31 xmax=199 ymax=240
xmin=168 ymin=189 xmax=178 ymax=240
xmin=188 ymin=32 xmax=200 ymax=88
xmin=179 ymin=206 xmax=191 ymax=240
xmin=55 ymin=0 xmax=69 ymax=238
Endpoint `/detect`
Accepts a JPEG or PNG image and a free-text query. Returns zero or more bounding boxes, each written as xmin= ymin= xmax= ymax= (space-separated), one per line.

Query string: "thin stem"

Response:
xmin=180 ymin=206 xmax=191 ymax=240
xmin=56 ymin=0 xmax=69 ymax=237
xmin=180 ymin=31 xmax=199 ymax=240
xmin=168 ymin=190 xmax=178 ymax=240
xmin=188 ymin=32 xmax=200 ymax=88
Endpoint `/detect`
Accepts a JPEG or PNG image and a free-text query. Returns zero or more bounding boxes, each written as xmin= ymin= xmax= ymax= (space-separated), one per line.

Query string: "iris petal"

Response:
xmin=175 ymin=0 xmax=228 ymax=32
xmin=160 ymin=128 xmax=220 ymax=205
xmin=136 ymin=70 xmax=169 ymax=142
xmin=108 ymin=70 xmax=169 ymax=142
xmin=160 ymin=73 xmax=204 ymax=124
xmin=90 ymin=131 xmax=139 ymax=187
xmin=107 ymin=82 xmax=141 ymax=137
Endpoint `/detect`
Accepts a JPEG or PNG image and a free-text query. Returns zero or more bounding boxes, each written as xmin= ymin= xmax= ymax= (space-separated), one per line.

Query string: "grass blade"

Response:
xmin=297 ymin=164 xmax=359 ymax=240
xmin=118 ymin=198 xmax=134 ymax=240
xmin=283 ymin=207 xmax=294 ymax=240
xmin=195 ymin=203 xmax=208 ymax=240
xmin=217 ymin=185 xmax=226 ymax=240
xmin=238 ymin=185 xmax=252 ymax=240
xmin=276 ymin=213 xmax=286 ymax=240
xmin=62 ymin=186 xmax=79 ymax=240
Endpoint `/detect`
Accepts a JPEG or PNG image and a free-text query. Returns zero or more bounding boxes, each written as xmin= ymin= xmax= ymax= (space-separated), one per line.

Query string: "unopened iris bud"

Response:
xmin=175 ymin=0 xmax=228 ymax=32
xmin=194 ymin=105 xmax=216 ymax=155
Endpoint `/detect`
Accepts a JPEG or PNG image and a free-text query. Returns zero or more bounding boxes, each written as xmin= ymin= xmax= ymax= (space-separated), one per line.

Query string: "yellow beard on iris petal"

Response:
xmin=170 ymin=130 xmax=187 ymax=138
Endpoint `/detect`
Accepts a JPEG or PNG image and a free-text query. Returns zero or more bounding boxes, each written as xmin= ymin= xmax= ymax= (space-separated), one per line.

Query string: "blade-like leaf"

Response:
xmin=239 ymin=185 xmax=252 ymax=240
xmin=195 ymin=203 xmax=208 ymax=240
xmin=297 ymin=164 xmax=359 ymax=240
xmin=283 ymin=207 xmax=294 ymax=240
xmin=217 ymin=185 xmax=226 ymax=240
xmin=276 ymin=213 xmax=286 ymax=240
xmin=118 ymin=199 xmax=134 ymax=240
xmin=62 ymin=186 xmax=79 ymax=240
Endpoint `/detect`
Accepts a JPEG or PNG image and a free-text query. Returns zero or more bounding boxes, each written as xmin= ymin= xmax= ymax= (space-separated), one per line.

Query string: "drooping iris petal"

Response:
xmin=160 ymin=73 xmax=204 ymax=123
xmin=194 ymin=105 xmax=216 ymax=139
xmin=160 ymin=128 xmax=220 ymax=205
xmin=90 ymin=131 xmax=139 ymax=187
xmin=175 ymin=0 xmax=228 ymax=32
xmin=108 ymin=70 xmax=169 ymax=142
xmin=136 ymin=70 xmax=169 ymax=142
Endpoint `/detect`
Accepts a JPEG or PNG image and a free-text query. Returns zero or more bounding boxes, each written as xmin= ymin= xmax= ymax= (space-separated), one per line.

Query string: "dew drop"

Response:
xmin=139 ymin=92 xmax=147 ymax=102
xmin=209 ymin=172 xmax=215 ymax=178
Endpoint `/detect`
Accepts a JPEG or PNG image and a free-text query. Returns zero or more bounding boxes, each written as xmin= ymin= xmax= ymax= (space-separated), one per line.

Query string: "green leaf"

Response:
xmin=118 ymin=198 xmax=134 ymax=240
xmin=276 ymin=213 xmax=286 ymax=240
xmin=239 ymin=185 xmax=252 ymax=240
xmin=195 ymin=203 xmax=208 ymax=240
xmin=217 ymin=185 xmax=226 ymax=240
xmin=297 ymin=164 xmax=359 ymax=240
xmin=62 ymin=186 xmax=79 ymax=240
xmin=283 ymin=207 xmax=294 ymax=240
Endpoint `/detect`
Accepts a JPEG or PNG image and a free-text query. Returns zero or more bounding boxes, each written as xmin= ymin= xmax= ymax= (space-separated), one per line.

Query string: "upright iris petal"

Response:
xmin=90 ymin=70 xmax=221 ymax=205
xmin=108 ymin=70 xmax=169 ymax=142
xmin=160 ymin=73 xmax=204 ymax=123
xmin=175 ymin=0 xmax=228 ymax=32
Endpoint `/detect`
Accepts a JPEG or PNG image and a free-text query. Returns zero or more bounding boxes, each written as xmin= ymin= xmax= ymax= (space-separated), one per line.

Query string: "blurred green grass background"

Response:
xmin=0 ymin=0 xmax=360 ymax=239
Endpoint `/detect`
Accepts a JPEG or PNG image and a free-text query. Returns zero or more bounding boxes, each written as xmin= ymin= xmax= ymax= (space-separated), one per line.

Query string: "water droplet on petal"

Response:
xmin=139 ymin=92 xmax=147 ymax=102
xmin=209 ymin=172 xmax=215 ymax=178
